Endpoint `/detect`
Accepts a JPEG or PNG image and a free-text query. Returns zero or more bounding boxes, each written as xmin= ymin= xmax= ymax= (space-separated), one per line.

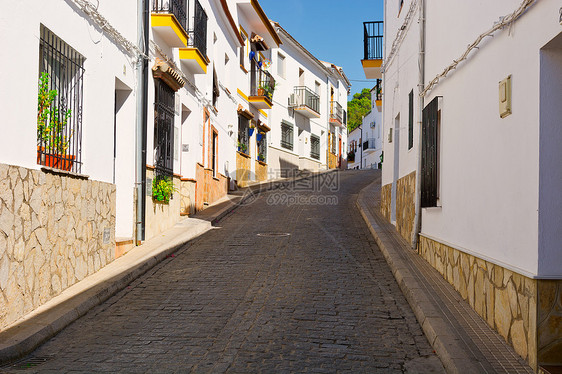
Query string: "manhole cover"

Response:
xmin=257 ymin=233 xmax=291 ymax=237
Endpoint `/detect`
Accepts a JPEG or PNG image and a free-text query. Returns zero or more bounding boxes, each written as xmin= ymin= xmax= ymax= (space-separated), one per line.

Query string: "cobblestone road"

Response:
xmin=5 ymin=170 xmax=444 ymax=373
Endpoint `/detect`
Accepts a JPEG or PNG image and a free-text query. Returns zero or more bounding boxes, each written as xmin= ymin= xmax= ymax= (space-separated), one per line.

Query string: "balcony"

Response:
xmin=179 ymin=0 xmax=209 ymax=74
xmin=329 ymin=101 xmax=343 ymax=126
xmin=249 ymin=69 xmax=275 ymax=109
xmin=362 ymin=21 xmax=383 ymax=79
xmin=363 ymin=138 xmax=377 ymax=153
xmin=374 ymin=78 xmax=382 ymax=112
xmin=289 ymin=86 xmax=320 ymax=118
xmin=152 ymin=0 xmax=188 ymax=48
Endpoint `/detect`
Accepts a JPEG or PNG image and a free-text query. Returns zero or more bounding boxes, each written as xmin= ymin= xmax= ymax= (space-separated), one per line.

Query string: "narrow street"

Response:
xmin=6 ymin=170 xmax=443 ymax=373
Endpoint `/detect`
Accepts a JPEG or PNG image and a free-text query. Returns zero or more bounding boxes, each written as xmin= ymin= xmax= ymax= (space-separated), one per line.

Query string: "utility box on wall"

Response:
xmin=499 ymin=75 xmax=512 ymax=118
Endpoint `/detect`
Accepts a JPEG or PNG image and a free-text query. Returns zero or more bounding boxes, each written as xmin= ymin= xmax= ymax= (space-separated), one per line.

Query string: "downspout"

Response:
xmin=412 ymin=0 xmax=425 ymax=250
xmin=136 ymin=0 xmax=149 ymax=243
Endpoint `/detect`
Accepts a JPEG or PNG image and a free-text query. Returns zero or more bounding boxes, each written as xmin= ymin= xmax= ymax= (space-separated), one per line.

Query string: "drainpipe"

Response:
xmin=412 ymin=0 xmax=425 ymax=251
xmin=135 ymin=0 xmax=149 ymax=243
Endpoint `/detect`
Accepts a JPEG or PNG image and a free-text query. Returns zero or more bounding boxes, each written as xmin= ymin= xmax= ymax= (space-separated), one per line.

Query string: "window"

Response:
xmin=238 ymin=115 xmax=249 ymax=154
xmin=239 ymin=27 xmax=248 ymax=71
xmin=277 ymin=53 xmax=285 ymax=78
xmin=154 ymin=79 xmax=175 ymax=177
xmin=37 ymin=25 xmax=85 ymax=173
xmin=421 ymin=96 xmax=439 ymax=207
xmin=281 ymin=121 xmax=294 ymax=150
xmin=211 ymin=129 xmax=218 ymax=176
xmin=408 ymin=90 xmax=414 ymax=149
xmin=343 ymin=110 xmax=347 ymax=125
xmin=310 ymin=134 xmax=320 ymax=160
xmin=212 ymin=66 xmax=219 ymax=107
xmin=257 ymin=131 xmax=267 ymax=163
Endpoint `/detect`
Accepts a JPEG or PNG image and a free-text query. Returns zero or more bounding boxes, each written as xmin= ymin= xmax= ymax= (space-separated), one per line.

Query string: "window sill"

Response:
xmin=257 ymin=160 xmax=267 ymax=166
xmin=41 ymin=166 xmax=89 ymax=180
xmin=237 ymin=151 xmax=251 ymax=158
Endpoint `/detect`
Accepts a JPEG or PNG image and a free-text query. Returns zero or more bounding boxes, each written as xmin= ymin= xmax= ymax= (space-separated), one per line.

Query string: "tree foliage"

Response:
xmin=347 ymin=88 xmax=371 ymax=132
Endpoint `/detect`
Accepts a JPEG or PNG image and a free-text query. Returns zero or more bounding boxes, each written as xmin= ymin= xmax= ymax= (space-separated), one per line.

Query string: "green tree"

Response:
xmin=347 ymin=88 xmax=371 ymax=132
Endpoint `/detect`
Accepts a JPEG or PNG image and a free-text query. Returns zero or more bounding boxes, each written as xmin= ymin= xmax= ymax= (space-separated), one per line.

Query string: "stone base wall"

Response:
xmin=193 ymin=164 xmax=228 ymax=212
xmin=381 ymin=183 xmax=391 ymax=221
xmin=145 ymin=169 xmax=181 ymax=240
xmin=255 ymin=161 xmax=267 ymax=182
xmin=396 ymin=171 xmax=416 ymax=243
xmin=327 ymin=153 xmax=338 ymax=169
xmin=0 ymin=163 xmax=115 ymax=330
xmin=419 ymin=235 xmax=562 ymax=370
xmin=180 ymin=179 xmax=196 ymax=216
xmin=298 ymin=157 xmax=321 ymax=172
xmin=236 ymin=152 xmax=252 ymax=187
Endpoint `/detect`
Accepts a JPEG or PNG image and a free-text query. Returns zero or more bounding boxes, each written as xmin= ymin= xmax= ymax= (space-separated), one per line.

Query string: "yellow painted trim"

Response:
xmin=361 ymin=59 xmax=383 ymax=68
xmin=151 ymin=13 xmax=188 ymax=47
xmin=376 ymin=99 xmax=382 ymax=107
xmin=237 ymin=88 xmax=249 ymax=102
xmin=239 ymin=25 xmax=248 ymax=38
xmin=179 ymin=48 xmax=209 ymax=73
xmin=258 ymin=109 xmax=268 ymax=118
xmin=248 ymin=96 xmax=272 ymax=109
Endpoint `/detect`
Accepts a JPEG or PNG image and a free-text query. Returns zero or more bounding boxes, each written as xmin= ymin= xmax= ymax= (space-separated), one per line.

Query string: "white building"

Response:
xmin=367 ymin=0 xmax=562 ymax=369
xmin=267 ymin=23 xmax=350 ymax=175
xmin=347 ymin=84 xmax=383 ymax=170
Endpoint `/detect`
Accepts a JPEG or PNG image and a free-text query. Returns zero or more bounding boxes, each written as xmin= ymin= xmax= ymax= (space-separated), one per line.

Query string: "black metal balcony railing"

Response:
xmin=330 ymin=101 xmax=343 ymax=123
xmin=375 ymin=79 xmax=382 ymax=101
xmin=364 ymin=21 xmax=383 ymax=60
xmin=363 ymin=138 xmax=376 ymax=150
xmin=153 ymin=0 xmax=187 ymax=31
xmin=251 ymin=69 xmax=276 ymax=100
xmin=290 ymin=86 xmax=320 ymax=114
xmin=188 ymin=0 xmax=207 ymax=56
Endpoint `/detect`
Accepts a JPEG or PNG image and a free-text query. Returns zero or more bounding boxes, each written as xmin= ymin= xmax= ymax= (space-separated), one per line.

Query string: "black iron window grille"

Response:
xmin=251 ymin=69 xmax=275 ymax=100
xmin=152 ymin=0 xmax=187 ymax=32
xmin=38 ymin=25 xmax=85 ymax=174
xmin=408 ymin=89 xmax=414 ymax=149
xmin=310 ymin=135 xmax=320 ymax=160
xmin=330 ymin=132 xmax=336 ymax=154
xmin=154 ymin=79 xmax=175 ymax=178
xmin=363 ymin=21 xmax=383 ymax=60
xmin=421 ymin=97 xmax=439 ymax=208
xmin=290 ymin=86 xmax=320 ymax=114
xmin=375 ymin=79 xmax=383 ymax=101
xmin=281 ymin=122 xmax=293 ymax=151
xmin=238 ymin=115 xmax=249 ymax=154
xmin=257 ymin=132 xmax=267 ymax=163
xmin=188 ymin=0 xmax=207 ymax=57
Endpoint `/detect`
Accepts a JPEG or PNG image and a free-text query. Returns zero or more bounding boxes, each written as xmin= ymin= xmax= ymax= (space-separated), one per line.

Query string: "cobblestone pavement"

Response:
xmin=3 ymin=170 xmax=444 ymax=373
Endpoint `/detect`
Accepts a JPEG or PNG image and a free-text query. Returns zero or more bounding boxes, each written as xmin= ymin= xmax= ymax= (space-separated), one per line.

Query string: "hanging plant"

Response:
xmin=152 ymin=175 xmax=176 ymax=203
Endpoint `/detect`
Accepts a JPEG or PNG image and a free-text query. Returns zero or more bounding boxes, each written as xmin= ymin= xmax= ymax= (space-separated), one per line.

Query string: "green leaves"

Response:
xmin=347 ymin=88 xmax=372 ymax=132
xmin=37 ymin=72 xmax=72 ymax=152
xmin=152 ymin=176 xmax=176 ymax=203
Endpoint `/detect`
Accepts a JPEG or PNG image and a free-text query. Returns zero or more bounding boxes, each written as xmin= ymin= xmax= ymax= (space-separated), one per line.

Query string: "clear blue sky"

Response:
xmin=259 ymin=0 xmax=384 ymax=100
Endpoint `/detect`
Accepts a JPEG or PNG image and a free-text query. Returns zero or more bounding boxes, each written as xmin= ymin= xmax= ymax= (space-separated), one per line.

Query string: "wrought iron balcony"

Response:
xmin=363 ymin=138 xmax=377 ymax=152
xmin=289 ymin=86 xmax=320 ymax=118
xmin=364 ymin=21 xmax=383 ymax=60
xmin=153 ymin=0 xmax=187 ymax=30
xmin=152 ymin=0 xmax=188 ymax=47
xmin=188 ymin=0 xmax=207 ymax=56
xmin=330 ymin=101 xmax=343 ymax=125
xmin=249 ymin=69 xmax=275 ymax=109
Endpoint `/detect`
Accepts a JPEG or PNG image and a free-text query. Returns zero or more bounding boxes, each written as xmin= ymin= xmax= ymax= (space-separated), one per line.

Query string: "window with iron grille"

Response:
xmin=408 ymin=90 xmax=414 ymax=150
xmin=257 ymin=132 xmax=267 ymax=163
xmin=238 ymin=115 xmax=249 ymax=154
xmin=188 ymin=0 xmax=207 ymax=57
xmin=281 ymin=121 xmax=293 ymax=151
xmin=154 ymin=79 xmax=175 ymax=177
xmin=37 ymin=25 xmax=85 ymax=173
xmin=330 ymin=132 xmax=336 ymax=154
xmin=310 ymin=135 xmax=320 ymax=160
xmin=421 ymin=97 xmax=439 ymax=207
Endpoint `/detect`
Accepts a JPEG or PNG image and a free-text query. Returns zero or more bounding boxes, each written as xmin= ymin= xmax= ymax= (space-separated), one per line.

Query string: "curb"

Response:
xmin=355 ymin=179 xmax=484 ymax=374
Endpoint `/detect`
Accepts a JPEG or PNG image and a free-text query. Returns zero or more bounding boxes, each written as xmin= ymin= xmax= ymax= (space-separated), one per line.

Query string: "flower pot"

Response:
xmin=256 ymin=133 xmax=263 ymax=142
xmin=37 ymin=147 xmax=74 ymax=171
xmin=248 ymin=128 xmax=255 ymax=137
xmin=257 ymin=88 xmax=265 ymax=96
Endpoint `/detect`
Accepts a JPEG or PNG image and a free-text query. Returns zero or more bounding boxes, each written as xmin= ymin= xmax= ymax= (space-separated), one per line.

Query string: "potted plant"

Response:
xmin=258 ymin=154 xmax=265 ymax=162
xmin=37 ymin=72 xmax=74 ymax=171
xmin=152 ymin=175 xmax=176 ymax=203
xmin=237 ymin=141 xmax=247 ymax=153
